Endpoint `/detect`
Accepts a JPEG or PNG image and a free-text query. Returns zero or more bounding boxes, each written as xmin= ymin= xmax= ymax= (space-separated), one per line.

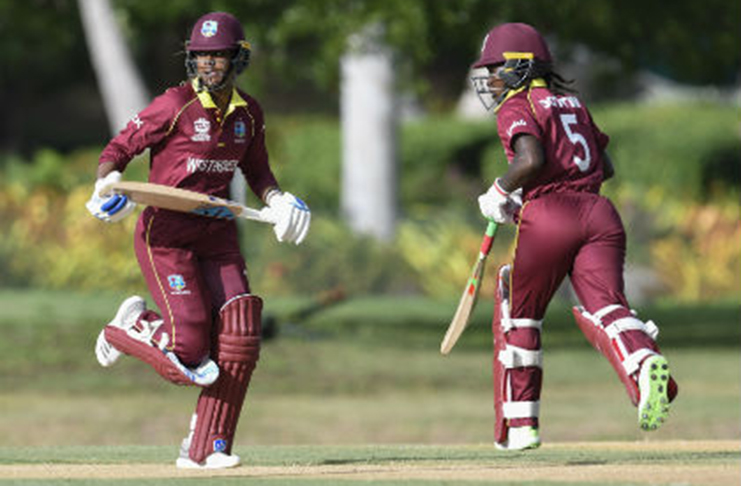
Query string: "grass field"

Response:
xmin=1 ymin=441 xmax=739 ymax=484
xmin=0 ymin=289 xmax=738 ymax=484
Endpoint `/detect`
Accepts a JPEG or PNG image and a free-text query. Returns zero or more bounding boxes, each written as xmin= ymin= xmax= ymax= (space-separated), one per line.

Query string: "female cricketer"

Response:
xmin=86 ymin=12 xmax=310 ymax=468
xmin=471 ymin=23 xmax=678 ymax=450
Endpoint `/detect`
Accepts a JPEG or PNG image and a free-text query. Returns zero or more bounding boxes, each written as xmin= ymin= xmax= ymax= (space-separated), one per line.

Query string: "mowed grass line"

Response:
xmin=0 ymin=442 xmax=738 ymax=485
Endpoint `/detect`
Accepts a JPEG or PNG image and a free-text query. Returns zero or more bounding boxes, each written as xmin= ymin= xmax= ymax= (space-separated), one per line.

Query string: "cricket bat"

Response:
xmin=440 ymin=220 xmax=499 ymax=355
xmin=99 ymin=181 xmax=275 ymax=224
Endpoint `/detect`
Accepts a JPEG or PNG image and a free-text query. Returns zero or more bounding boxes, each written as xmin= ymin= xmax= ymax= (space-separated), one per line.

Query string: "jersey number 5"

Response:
xmin=560 ymin=114 xmax=591 ymax=172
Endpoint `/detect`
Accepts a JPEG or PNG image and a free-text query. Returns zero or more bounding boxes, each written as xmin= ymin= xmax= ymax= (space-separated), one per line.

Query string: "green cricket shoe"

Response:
xmin=638 ymin=355 xmax=671 ymax=431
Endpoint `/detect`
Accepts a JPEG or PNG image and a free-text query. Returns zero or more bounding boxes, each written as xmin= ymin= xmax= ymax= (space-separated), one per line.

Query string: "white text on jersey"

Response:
xmin=538 ymin=95 xmax=582 ymax=110
xmin=186 ymin=157 xmax=239 ymax=174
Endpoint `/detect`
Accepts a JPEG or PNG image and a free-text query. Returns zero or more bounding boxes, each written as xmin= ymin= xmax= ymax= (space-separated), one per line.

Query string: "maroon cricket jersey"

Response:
xmin=496 ymin=83 xmax=610 ymax=201
xmin=100 ymin=79 xmax=277 ymax=200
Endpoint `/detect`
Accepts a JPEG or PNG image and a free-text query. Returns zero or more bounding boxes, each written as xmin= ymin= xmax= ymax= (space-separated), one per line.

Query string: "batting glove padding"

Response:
xmin=265 ymin=191 xmax=311 ymax=244
xmin=478 ymin=179 xmax=521 ymax=224
xmin=86 ymin=171 xmax=137 ymax=223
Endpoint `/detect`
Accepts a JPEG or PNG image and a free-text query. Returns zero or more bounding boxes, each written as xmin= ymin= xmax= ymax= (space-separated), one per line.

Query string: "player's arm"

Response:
xmin=96 ymin=161 xmax=118 ymax=179
xmin=240 ymin=102 xmax=310 ymax=244
xmin=87 ymin=96 xmax=176 ymax=223
xmin=497 ymin=134 xmax=545 ymax=192
xmin=478 ymin=134 xmax=542 ymax=224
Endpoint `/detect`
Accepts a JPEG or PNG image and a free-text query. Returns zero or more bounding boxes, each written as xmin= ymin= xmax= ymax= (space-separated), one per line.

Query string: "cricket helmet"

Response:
xmin=185 ymin=12 xmax=252 ymax=87
xmin=471 ymin=23 xmax=553 ymax=111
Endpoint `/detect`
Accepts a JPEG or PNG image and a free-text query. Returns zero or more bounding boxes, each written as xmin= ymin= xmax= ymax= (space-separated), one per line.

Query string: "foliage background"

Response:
xmin=0 ymin=1 xmax=739 ymax=303
xmin=0 ymin=104 xmax=738 ymax=303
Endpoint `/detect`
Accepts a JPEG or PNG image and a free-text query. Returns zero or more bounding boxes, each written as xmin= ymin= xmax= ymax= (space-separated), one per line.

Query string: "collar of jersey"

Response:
xmin=192 ymin=79 xmax=247 ymax=117
xmin=494 ymin=78 xmax=547 ymax=113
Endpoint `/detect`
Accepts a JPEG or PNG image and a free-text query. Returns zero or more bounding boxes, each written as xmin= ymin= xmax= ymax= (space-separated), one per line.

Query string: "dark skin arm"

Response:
xmin=497 ymin=134 xmax=545 ymax=192
xmin=496 ymin=135 xmax=616 ymax=191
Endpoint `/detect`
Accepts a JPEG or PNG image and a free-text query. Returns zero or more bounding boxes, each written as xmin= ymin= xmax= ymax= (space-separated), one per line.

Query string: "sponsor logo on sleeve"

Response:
xmin=191 ymin=117 xmax=211 ymax=142
xmin=131 ymin=114 xmax=143 ymax=130
xmin=507 ymin=119 xmax=527 ymax=137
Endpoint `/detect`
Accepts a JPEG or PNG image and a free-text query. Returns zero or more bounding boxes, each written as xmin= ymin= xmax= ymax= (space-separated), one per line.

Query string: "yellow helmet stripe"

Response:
xmin=503 ymin=51 xmax=534 ymax=60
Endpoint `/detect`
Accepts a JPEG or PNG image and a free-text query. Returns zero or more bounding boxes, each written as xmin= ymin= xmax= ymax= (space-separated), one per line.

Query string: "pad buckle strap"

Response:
xmin=500 ymin=293 xmax=542 ymax=333
xmin=593 ymin=304 xmax=624 ymax=320
xmin=502 ymin=313 xmax=543 ymax=333
xmin=623 ymin=348 xmax=657 ymax=376
xmin=502 ymin=400 xmax=540 ymax=419
xmin=498 ymin=345 xmax=543 ymax=368
xmin=605 ymin=317 xmax=659 ymax=341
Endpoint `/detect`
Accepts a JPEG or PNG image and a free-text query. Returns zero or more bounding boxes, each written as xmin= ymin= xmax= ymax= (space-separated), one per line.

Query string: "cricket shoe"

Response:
xmin=176 ymin=415 xmax=240 ymax=469
xmin=95 ymin=295 xmax=146 ymax=367
xmin=176 ymin=452 xmax=241 ymax=469
xmin=495 ymin=426 xmax=541 ymax=451
xmin=638 ymin=355 xmax=671 ymax=431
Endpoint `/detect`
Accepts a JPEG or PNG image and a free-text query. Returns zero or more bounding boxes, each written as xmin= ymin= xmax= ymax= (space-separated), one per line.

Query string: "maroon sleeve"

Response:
xmin=496 ymin=98 xmax=542 ymax=162
xmin=239 ymin=100 xmax=278 ymax=200
xmin=98 ymin=91 xmax=178 ymax=172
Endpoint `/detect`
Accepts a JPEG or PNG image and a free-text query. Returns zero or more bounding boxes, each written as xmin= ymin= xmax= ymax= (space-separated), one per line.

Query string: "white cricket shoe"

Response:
xmin=176 ymin=452 xmax=241 ymax=469
xmin=95 ymin=295 xmax=146 ymax=367
xmin=176 ymin=415 xmax=240 ymax=469
xmin=638 ymin=355 xmax=671 ymax=431
xmin=495 ymin=426 xmax=541 ymax=451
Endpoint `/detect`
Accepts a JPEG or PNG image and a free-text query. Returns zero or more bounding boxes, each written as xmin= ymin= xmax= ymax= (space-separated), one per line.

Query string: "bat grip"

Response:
xmin=479 ymin=220 xmax=499 ymax=255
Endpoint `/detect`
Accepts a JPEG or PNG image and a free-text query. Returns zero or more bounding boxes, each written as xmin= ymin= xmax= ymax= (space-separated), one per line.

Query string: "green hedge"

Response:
xmin=264 ymin=103 xmax=739 ymax=213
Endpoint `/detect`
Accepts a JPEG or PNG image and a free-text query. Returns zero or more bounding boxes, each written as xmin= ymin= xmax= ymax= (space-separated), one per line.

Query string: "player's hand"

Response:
xmin=478 ymin=179 xmax=521 ymax=224
xmin=265 ymin=191 xmax=311 ymax=244
xmin=85 ymin=171 xmax=137 ymax=223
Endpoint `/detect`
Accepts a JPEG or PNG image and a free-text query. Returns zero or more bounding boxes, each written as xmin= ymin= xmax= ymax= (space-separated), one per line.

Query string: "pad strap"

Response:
xmin=604 ymin=316 xmax=659 ymax=340
xmin=622 ymin=348 xmax=658 ymax=376
xmin=502 ymin=401 xmax=540 ymax=419
xmin=500 ymin=291 xmax=543 ymax=333
xmin=585 ymin=305 xmax=660 ymax=341
xmin=498 ymin=345 xmax=543 ymax=368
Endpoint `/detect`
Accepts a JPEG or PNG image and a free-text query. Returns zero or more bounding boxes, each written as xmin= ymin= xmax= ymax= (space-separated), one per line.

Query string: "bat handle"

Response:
xmin=479 ymin=220 xmax=499 ymax=256
xmin=238 ymin=206 xmax=277 ymax=224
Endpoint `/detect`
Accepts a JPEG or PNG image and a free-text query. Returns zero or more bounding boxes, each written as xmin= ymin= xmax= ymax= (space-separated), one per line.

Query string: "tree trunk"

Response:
xmin=77 ymin=0 xmax=149 ymax=135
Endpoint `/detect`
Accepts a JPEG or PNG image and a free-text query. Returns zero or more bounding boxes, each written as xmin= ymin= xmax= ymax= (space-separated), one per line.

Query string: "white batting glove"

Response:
xmin=265 ymin=191 xmax=311 ymax=245
xmin=478 ymin=178 xmax=521 ymax=224
xmin=85 ymin=171 xmax=136 ymax=223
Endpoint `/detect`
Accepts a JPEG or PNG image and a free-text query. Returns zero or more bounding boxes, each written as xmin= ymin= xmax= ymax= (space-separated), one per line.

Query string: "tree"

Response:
xmin=78 ymin=0 xmax=149 ymax=134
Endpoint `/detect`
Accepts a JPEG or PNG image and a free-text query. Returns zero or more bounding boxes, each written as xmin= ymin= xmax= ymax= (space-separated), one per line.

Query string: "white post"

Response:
xmin=340 ymin=24 xmax=398 ymax=241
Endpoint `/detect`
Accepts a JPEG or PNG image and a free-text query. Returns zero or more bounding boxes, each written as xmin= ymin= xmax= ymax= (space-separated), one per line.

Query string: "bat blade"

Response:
xmin=440 ymin=220 xmax=498 ymax=356
xmin=440 ymin=257 xmax=485 ymax=355
xmin=100 ymin=181 xmax=271 ymax=223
